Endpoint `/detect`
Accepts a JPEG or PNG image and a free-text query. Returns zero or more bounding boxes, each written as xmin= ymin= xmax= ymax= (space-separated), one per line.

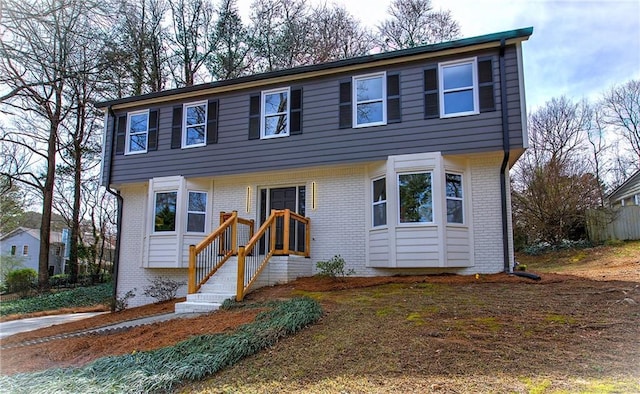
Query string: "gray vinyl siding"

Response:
xmin=107 ymin=46 xmax=525 ymax=185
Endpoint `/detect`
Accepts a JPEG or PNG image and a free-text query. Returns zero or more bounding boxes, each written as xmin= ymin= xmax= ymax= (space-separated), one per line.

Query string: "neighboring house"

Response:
xmin=608 ymin=170 xmax=640 ymax=208
xmin=98 ymin=27 xmax=533 ymax=309
xmin=0 ymin=227 xmax=66 ymax=276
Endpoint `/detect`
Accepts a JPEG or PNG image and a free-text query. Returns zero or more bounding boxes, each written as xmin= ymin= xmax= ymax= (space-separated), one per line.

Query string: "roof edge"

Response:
xmin=97 ymin=26 xmax=533 ymax=109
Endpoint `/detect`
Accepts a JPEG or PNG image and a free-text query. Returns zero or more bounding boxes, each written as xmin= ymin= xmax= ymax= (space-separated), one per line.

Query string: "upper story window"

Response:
xmin=439 ymin=58 xmax=478 ymax=117
xmin=262 ymin=88 xmax=290 ymax=138
xmin=424 ymin=57 xmax=494 ymax=119
xmin=10 ymin=245 xmax=16 ymax=255
xmin=445 ymin=173 xmax=464 ymax=223
xmin=354 ymin=72 xmax=386 ymax=127
xmin=398 ymin=172 xmax=433 ymax=223
xmin=22 ymin=245 xmax=29 ymax=256
xmin=126 ymin=110 xmax=150 ymax=154
xmin=249 ymin=88 xmax=302 ymax=140
xmin=115 ymin=109 xmax=158 ymax=155
xmin=339 ymin=73 xmax=400 ymax=129
xmin=183 ymin=101 xmax=207 ymax=148
xmin=154 ymin=191 xmax=177 ymax=232
xmin=187 ymin=191 xmax=207 ymax=232
xmin=372 ymin=177 xmax=387 ymax=227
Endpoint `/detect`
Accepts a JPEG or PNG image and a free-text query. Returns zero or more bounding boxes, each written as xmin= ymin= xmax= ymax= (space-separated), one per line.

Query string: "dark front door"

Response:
xmin=270 ymin=187 xmax=297 ymax=250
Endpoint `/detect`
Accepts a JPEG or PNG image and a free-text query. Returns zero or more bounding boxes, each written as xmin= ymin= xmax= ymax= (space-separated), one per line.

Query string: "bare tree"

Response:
xmin=168 ymin=0 xmax=215 ymax=86
xmin=512 ymin=97 xmax=600 ymax=245
xmin=376 ymin=0 xmax=461 ymax=51
xmin=601 ymin=79 xmax=640 ymax=170
xmin=306 ymin=4 xmax=374 ymax=62
xmin=0 ymin=0 xmax=87 ymax=287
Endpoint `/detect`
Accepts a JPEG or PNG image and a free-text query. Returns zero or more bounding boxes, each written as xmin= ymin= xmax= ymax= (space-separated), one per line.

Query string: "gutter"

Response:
xmin=498 ymin=38 xmax=512 ymax=273
xmin=104 ymin=106 xmax=123 ymax=312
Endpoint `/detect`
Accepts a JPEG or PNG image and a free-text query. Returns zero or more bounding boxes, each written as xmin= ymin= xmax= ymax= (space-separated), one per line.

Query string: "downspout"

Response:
xmin=105 ymin=106 xmax=124 ymax=312
xmin=498 ymin=38 xmax=512 ymax=273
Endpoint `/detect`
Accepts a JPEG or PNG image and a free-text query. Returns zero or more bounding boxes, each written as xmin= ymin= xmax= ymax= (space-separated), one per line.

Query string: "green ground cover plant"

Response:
xmin=0 ymin=297 xmax=322 ymax=394
xmin=0 ymin=283 xmax=112 ymax=316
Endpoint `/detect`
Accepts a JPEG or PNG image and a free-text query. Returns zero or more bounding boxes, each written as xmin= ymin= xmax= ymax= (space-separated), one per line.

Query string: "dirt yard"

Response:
xmin=1 ymin=242 xmax=639 ymax=392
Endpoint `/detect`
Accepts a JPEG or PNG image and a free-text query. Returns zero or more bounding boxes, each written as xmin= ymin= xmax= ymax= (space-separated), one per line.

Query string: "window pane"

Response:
xmin=186 ymin=126 xmax=205 ymax=145
xmin=373 ymin=203 xmax=387 ymax=227
xmin=129 ymin=113 xmax=148 ymax=133
xmin=399 ymin=173 xmax=432 ymax=223
xmin=446 ymin=174 xmax=463 ymax=198
xmin=447 ymin=199 xmax=463 ymax=224
xmin=373 ymin=178 xmax=386 ymax=202
xmin=356 ymin=76 xmax=383 ymax=101
xmin=129 ymin=134 xmax=147 ymax=152
xmin=356 ymin=102 xmax=383 ymax=124
xmin=186 ymin=104 xmax=206 ymax=125
xmin=443 ymin=63 xmax=473 ymax=90
xmin=265 ymin=92 xmax=288 ymax=115
xmin=188 ymin=192 xmax=207 ymax=212
xmin=187 ymin=213 xmax=205 ymax=232
xmin=155 ymin=192 xmax=177 ymax=232
xmin=264 ymin=114 xmax=288 ymax=136
xmin=443 ymin=90 xmax=474 ymax=114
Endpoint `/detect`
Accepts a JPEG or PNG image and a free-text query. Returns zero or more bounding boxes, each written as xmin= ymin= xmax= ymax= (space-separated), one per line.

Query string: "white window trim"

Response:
xmin=353 ymin=71 xmax=387 ymax=128
xmin=186 ymin=190 xmax=208 ymax=233
xmin=397 ymin=171 xmax=434 ymax=225
xmin=125 ymin=109 xmax=149 ymax=155
xmin=182 ymin=101 xmax=208 ymax=149
xmin=372 ymin=176 xmax=387 ymax=228
xmin=261 ymin=87 xmax=290 ymax=139
xmin=439 ymin=57 xmax=479 ymax=118
xmin=445 ymin=172 xmax=464 ymax=225
xmin=153 ymin=190 xmax=178 ymax=234
xmin=22 ymin=245 xmax=28 ymax=256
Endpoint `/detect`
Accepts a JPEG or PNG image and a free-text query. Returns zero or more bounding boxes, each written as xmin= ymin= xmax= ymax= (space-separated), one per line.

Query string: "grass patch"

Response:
xmin=0 ymin=297 xmax=322 ymax=394
xmin=545 ymin=314 xmax=576 ymax=325
xmin=474 ymin=316 xmax=501 ymax=333
xmin=0 ymin=283 xmax=112 ymax=316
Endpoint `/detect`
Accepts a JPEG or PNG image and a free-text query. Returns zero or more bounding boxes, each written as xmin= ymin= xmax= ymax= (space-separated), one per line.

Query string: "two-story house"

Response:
xmin=98 ymin=27 xmax=533 ymax=310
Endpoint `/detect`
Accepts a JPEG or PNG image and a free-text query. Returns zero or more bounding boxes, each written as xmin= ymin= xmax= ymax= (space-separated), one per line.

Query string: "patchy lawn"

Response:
xmin=1 ymin=242 xmax=639 ymax=393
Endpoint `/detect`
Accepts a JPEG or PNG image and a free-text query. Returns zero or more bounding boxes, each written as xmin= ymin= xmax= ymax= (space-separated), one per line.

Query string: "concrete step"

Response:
xmin=174 ymin=301 xmax=222 ymax=314
xmin=186 ymin=292 xmax=234 ymax=304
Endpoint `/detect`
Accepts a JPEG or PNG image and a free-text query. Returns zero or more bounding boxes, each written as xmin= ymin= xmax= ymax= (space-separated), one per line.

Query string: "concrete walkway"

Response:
xmin=0 ymin=312 xmax=108 ymax=339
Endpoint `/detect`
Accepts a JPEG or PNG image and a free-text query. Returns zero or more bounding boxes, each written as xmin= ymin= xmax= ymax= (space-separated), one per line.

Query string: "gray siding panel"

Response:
xmin=109 ymin=46 xmax=526 ymax=185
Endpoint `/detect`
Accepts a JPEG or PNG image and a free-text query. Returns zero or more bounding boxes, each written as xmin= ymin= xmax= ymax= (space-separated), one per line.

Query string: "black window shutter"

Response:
xmin=114 ymin=115 xmax=127 ymax=155
xmin=147 ymin=110 xmax=159 ymax=151
xmin=478 ymin=58 xmax=495 ymax=112
xmin=339 ymin=80 xmax=352 ymax=129
xmin=387 ymin=73 xmax=401 ymax=124
xmin=248 ymin=94 xmax=260 ymax=140
xmin=207 ymin=100 xmax=219 ymax=144
xmin=424 ymin=67 xmax=439 ymax=119
xmin=290 ymin=88 xmax=302 ymax=135
xmin=171 ymin=106 xmax=182 ymax=149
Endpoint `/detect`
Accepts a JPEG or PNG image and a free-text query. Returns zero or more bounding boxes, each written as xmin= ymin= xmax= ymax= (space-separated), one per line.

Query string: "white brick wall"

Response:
xmin=115 ymin=153 xmax=514 ymax=306
xmin=118 ymin=184 xmax=190 ymax=307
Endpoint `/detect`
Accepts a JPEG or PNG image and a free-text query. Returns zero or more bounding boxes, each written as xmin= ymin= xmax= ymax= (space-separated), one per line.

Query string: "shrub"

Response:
xmin=5 ymin=268 xmax=37 ymax=296
xmin=142 ymin=277 xmax=185 ymax=303
xmin=113 ymin=288 xmax=136 ymax=312
xmin=49 ymin=274 xmax=70 ymax=288
xmin=316 ymin=255 xmax=355 ymax=278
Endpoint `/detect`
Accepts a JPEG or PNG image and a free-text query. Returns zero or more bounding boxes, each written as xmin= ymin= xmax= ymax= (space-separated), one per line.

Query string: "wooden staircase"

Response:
xmin=174 ymin=210 xmax=311 ymax=314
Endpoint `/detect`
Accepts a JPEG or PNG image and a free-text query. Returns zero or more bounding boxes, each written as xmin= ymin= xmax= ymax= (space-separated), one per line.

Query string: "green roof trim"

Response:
xmin=97 ymin=26 xmax=533 ymax=108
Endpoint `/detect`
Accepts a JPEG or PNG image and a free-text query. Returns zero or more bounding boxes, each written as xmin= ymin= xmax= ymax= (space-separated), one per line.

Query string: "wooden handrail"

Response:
xmin=194 ymin=212 xmax=237 ymax=254
xmin=236 ymin=209 xmax=310 ymax=300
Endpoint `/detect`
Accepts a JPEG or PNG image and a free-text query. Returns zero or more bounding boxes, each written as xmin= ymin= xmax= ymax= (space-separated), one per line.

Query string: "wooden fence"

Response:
xmin=586 ymin=206 xmax=640 ymax=242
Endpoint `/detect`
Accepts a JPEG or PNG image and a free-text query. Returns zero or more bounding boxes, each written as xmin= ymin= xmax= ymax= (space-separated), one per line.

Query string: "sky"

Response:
xmin=236 ymin=0 xmax=640 ymax=112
